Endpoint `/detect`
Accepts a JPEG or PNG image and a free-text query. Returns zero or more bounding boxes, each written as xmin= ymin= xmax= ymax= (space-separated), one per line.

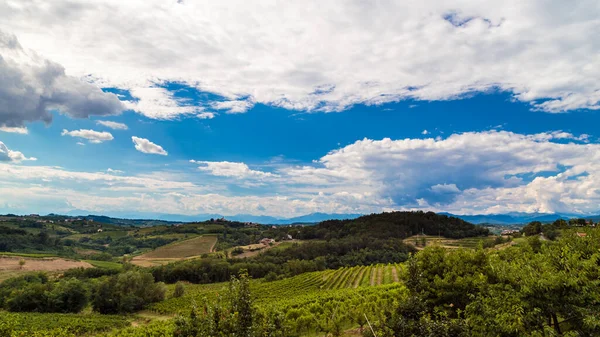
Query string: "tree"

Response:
xmin=522 ymin=221 xmax=542 ymax=236
xmin=18 ymin=259 xmax=25 ymax=270
xmin=92 ymin=271 xmax=165 ymax=314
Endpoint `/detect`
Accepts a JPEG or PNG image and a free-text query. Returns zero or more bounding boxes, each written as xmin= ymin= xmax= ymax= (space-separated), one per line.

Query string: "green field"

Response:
xmin=404 ymin=234 xmax=496 ymax=249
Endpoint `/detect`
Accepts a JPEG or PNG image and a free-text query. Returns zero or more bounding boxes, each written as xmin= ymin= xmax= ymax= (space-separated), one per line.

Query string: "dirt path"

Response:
xmin=376 ymin=265 xmax=384 ymax=285
xmin=391 ymin=266 xmax=399 ymax=283
xmin=354 ymin=267 xmax=367 ymax=288
xmin=209 ymin=238 xmax=218 ymax=253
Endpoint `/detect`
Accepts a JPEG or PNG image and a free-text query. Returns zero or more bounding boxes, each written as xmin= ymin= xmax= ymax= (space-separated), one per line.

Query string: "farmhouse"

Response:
xmin=501 ymin=229 xmax=519 ymax=235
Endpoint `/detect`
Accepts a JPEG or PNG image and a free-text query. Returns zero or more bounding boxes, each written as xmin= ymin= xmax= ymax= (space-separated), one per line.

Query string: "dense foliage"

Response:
xmin=366 ymin=230 xmax=600 ymax=336
xmin=92 ymin=271 xmax=166 ymax=314
xmin=0 ymin=273 xmax=88 ymax=313
xmin=291 ymin=211 xmax=489 ymax=240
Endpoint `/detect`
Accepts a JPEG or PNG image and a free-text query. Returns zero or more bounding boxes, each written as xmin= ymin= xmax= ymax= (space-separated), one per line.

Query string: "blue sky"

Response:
xmin=0 ymin=1 xmax=599 ymax=217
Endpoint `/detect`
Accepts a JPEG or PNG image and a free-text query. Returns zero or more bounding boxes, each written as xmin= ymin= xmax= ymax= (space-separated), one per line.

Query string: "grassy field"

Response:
xmin=131 ymin=235 xmax=217 ymax=267
xmin=403 ymin=234 xmax=495 ymax=249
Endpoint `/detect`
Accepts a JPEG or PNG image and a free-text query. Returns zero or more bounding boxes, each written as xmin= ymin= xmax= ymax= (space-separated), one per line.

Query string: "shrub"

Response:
xmin=173 ymin=282 xmax=185 ymax=298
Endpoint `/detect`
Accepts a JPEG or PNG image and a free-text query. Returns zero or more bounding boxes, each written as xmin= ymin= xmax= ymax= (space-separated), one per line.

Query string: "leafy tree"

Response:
xmin=522 ymin=221 xmax=542 ymax=236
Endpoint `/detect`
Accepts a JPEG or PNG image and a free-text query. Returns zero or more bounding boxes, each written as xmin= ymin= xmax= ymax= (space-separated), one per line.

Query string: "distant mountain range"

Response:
xmin=64 ymin=210 xmax=363 ymax=225
xmin=440 ymin=212 xmax=581 ymax=225
xmin=15 ymin=209 xmax=600 ymax=225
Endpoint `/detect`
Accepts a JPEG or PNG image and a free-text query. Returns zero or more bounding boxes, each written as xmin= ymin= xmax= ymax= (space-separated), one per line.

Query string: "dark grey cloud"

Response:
xmin=0 ymin=30 xmax=124 ymax=128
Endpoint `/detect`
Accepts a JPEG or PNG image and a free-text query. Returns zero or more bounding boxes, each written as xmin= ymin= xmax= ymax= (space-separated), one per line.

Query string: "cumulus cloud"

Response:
xmin=0 ymin=1 xmax=598 ymax=117
xmin=0 ymin=141 xmax=36 ymax=162
xmin=421 ymin=130 xmax=429 ymax=135
xmin=131 ymin=136 xmax=168 ymax=155
xmin=191 ymin=160 xmax=275 ymax=179
xmin=283 ymin=130 xmax=600 ymax=213
xmin=0 ymin=30 xmax=125 ymax=127
xmin=96 ymin=120 xmax=128 ymax=130
xmin=61 ymin=129 xmax=114 ymax=143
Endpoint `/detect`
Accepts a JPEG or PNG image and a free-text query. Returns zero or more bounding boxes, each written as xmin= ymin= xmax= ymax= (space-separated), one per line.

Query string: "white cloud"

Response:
xmin=0 ymin=125 xmax=28 ymax=134
xmin=131 ymin=136 xmax=168 ymax=155
xmin=106 ymin=168 xmax=124 ymax=174
xmin=96 ymin=120 xmax=128 ymax=130
xmin=193 ymin=160 xmax=276 ymax=179
xmin=282 ymin=130 xmax=600 ymax=213
xmin=0 ymin=30 xmax=124 ymax=127
xmin=421 ymin=130 xmax=429 ymax=135
xmin=76 ymin=142 xmax=85 ymax=146
xmin=0 ymin=1 xmax=598 ymax=116
xmin=197 ymin=112 xmax=215 ymax=119
xmin=3 ymin=130 xmax=600 ymax=216
xmin=124 ymin=87 xmax=202 ymax=120
xmin=211 ymin=100 xmax=254 ymax=114
xmin=61 ymin=129 xmax=114 ymax=143
xmin=0 ymin=141 xmax=36 ymax=162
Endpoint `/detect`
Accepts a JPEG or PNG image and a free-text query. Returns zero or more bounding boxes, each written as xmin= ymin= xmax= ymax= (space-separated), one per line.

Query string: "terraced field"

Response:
xmin=131 ymin=235 xmax=217 ymax=267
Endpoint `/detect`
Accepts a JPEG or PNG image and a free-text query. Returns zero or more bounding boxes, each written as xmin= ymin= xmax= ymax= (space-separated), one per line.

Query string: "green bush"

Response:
xmin=173 ymin=282 xmax=185 ymax=298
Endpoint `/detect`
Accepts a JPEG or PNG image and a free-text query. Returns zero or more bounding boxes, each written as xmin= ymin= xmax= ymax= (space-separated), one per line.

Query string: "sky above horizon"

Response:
xmin=1 ymin=0 xmax=600 ymax=217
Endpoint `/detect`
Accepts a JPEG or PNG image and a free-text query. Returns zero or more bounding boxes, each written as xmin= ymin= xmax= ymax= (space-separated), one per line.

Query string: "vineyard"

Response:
xmin=149 ymin=263 xmax=404 ymax=315
xmin=0 ymin=312 xmax=130 ymax=336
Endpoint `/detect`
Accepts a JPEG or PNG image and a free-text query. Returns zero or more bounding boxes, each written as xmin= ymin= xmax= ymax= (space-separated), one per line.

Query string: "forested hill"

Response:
xmin=297 ymin=211 xmax=489 ymax=240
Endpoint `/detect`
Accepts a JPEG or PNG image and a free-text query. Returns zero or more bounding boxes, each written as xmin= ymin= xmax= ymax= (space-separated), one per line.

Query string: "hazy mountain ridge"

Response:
xmin=10 ymin=209 xmax=599 ymax=225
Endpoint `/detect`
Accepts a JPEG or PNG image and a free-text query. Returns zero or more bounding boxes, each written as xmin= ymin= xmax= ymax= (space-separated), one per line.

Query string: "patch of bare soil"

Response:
xmin=0 ymin=256 xmax=92 ymax=272
xmin=369 ymin=267 xmax=377 ymax=286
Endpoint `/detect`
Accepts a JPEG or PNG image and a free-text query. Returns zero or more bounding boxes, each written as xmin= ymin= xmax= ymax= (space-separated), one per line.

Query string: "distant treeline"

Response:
xmin=291 ymin=211 xmax=489 ymax=240
xmin=152 ymin=211 xmax=487 ymax=284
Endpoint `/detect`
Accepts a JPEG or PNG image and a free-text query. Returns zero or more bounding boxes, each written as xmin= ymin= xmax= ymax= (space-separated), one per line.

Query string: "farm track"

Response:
xmin=353 ymin=267 xmax=367 ymax=288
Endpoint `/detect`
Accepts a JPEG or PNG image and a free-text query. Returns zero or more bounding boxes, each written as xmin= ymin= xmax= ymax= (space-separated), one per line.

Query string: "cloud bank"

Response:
xmin=2 ymin=130 xmax=597 ymax=217
xmin=0 ymin=1 xmax=598 ymax=120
